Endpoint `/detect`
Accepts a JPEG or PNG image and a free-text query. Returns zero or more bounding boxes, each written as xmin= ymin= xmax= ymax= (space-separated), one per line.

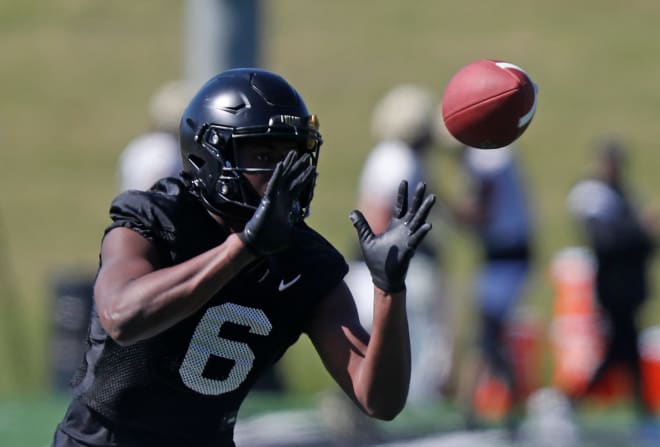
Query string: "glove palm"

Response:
xmin=350 ymin=181 xmax=436 ymax=293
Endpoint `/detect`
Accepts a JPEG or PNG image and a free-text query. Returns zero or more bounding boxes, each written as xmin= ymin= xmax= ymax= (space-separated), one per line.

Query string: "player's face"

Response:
xmin=234 ymin=140 xmax=298 ymax=197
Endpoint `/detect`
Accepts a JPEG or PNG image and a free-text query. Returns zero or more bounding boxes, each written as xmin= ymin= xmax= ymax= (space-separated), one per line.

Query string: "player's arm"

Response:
xmin=308 ymin=180 xmax=435 ymax=420
xmin=94 ymin=229 xmax=255 ymax=346
xmin=307 ymin=281 xmax=410 ymax=420
xmin=96 ymin=150 xmax=314 ymax=346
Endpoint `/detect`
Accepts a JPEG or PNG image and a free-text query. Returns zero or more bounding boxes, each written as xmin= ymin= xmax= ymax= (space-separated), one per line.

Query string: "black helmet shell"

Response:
xmin=180 ymin=68 xmax=322 ymax=221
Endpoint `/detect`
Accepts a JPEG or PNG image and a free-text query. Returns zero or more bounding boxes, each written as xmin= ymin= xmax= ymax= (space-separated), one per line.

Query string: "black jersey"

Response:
xmin=65 ymin=178 xmax=348 ymax=446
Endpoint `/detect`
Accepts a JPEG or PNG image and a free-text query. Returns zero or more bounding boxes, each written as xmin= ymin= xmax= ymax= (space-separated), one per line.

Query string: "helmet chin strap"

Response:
xmin=197 ymin=188 xmax=255 ymax=225
xmin=191 ymin=172 xmax=257 ymax=223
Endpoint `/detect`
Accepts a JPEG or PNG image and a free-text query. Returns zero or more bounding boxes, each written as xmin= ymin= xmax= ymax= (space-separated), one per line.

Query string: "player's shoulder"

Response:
xmin=370 ymin=139 xmax=413 ymax=157
xmin=465 ymin=145 xmax=513 ymax=174
xmin=364 ymin=140 xmax=417 ymax=173
xmin=566 ymin=177 xmax=619 ymax=219
xmin=567 ymin=177 xmax=612 ymax=201
xmin=360 ymin=140 xmax=420 ymax=199
xmin=288 ymin=222 xmax=348 ymax=273
xmin=291 ymin=222 xmax=343 ymax=256
xmin=111 ymin=176 xmax=189 ymax=214
xmin=108 ymin=177 xmax=201 ymax=239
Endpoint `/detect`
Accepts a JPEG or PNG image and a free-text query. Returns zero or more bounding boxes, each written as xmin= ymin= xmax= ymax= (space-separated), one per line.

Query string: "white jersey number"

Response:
xmin=179 ymin=303 xmax=272 ymax=395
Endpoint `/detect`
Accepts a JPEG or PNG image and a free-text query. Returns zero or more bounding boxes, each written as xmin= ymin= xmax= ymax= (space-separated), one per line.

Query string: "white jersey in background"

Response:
xmin=358 ymin=139 xmax=424 ymax=207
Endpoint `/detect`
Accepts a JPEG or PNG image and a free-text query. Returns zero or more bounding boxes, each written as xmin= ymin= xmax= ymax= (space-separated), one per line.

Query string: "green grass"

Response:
xmin=0 ymin=394 xmax=68 ymax=446
xmin=0 ymin=392 xmax=647 ymax=446
xmin=0 ymin=392 xmax=319 ymax=446
xmin=2 ymin=0 xmax=660 ymax=401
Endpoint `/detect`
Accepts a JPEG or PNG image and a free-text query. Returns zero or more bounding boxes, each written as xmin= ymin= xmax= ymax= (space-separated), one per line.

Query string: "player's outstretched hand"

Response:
xmin=240 ymin=150 xmax=315 ymax=256
xmin=350 ymin=181 xmax=436 ymax=293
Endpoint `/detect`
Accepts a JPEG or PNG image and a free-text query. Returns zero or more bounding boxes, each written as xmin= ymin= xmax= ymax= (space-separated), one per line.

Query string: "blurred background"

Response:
xmin=2 ymin=0 xmax=660 ymax=445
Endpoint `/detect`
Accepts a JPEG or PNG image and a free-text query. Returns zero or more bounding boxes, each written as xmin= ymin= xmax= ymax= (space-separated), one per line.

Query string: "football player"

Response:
xmin=51 ymin=68 xmax=436 ymax=447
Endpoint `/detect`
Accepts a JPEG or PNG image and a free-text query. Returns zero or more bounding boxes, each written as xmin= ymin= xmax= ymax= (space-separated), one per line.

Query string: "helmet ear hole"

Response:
xmin=188 ymin=154 xmax=205 ymax=170
xmin=185 ymin=117 xmax=196 ymax=130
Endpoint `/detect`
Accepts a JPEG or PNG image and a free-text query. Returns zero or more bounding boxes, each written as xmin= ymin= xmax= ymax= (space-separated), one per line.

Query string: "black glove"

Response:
xmin=350 ymin=181 xmax=436 ymax=293
xmin=239 ymin=150 xmax=316 ymax=256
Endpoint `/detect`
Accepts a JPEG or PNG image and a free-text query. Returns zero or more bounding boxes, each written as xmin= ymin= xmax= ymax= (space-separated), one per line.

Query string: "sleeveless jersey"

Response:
xmin=67 ymin=178 xmax=348 ymax=445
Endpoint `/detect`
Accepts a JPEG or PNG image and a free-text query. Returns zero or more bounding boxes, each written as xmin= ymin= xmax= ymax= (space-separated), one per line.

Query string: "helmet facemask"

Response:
xmin=188 ymin=114 xmax=322 ymax=222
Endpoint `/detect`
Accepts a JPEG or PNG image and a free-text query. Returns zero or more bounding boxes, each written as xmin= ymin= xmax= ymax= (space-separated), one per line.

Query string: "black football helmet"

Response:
xmin=180 ymin=68 xmax=322 ymax=221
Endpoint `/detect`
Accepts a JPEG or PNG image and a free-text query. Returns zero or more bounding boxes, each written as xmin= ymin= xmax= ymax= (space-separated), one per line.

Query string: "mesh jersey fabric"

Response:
xmin=64 ymin=177 xmax=348 ymax=446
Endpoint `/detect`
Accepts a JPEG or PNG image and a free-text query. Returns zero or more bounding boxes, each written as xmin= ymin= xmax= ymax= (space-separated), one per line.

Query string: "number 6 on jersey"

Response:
xmin=179 ymin=303 xmax=272 ymax=395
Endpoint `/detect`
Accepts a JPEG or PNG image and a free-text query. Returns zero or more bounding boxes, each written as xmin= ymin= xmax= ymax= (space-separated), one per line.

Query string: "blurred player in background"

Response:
xmin=449 ymin=143 xmax=536 ymax=432
xmin=567 ymin=136 xmax=659 ymax=443
xmin=51 ymin=68 xmax=437 ymax=447
xmin=117 ymin=80 xmax=195 ymax=192
xmin=346 ymin=84 xmax=453 ymax=405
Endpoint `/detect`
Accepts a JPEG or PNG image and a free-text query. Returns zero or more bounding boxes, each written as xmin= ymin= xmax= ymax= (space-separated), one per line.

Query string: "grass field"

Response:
xmin=0 ymin=391 xmax=650 ymax=446
xmin=0 ymin=392 xmax=321 ymax=446
xmin=2 ymin=0 xmax=660 ymax=442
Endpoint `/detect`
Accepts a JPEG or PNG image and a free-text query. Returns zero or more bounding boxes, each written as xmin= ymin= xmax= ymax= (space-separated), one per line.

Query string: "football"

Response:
xmin=441 ymin=59 xmax=537 ymax=149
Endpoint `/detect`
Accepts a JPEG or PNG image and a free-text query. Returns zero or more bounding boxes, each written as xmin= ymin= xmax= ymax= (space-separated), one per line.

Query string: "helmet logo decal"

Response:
xmin=210 ymin=91 xmax=247 ymax=114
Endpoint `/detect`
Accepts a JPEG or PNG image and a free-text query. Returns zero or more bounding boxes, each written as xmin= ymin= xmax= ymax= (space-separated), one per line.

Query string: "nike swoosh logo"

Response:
xmin=278 ymin=274 xmax=302 ymax=292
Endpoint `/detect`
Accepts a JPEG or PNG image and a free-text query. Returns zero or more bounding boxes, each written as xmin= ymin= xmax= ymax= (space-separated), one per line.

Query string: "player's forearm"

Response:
xmin=99 ymin=234 xmax=256 ymax=345
xmin=355 ymin=288 xmax=411 ymax=420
